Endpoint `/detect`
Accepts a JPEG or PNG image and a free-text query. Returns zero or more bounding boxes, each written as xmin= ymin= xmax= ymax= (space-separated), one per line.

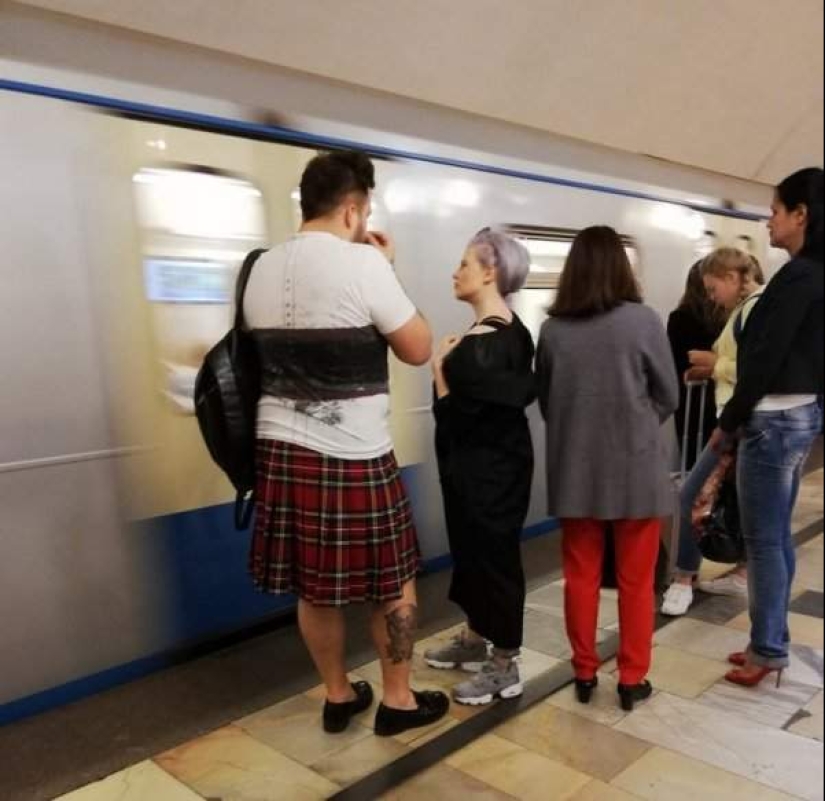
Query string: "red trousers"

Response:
xmin=562 ymin=518 xmax=660 ymax=686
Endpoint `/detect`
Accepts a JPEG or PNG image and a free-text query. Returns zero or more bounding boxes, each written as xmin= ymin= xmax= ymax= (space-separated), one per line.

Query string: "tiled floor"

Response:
xmin=55 ymin=471 xmax=824 ymax=801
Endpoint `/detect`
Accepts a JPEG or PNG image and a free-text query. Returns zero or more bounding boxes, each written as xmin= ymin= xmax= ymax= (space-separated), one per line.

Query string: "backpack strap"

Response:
xmin=235 ymin=491 xmax=255 ymax=530
xmin=733 ymin=294 xmax=760 ymax=343
xmin=233 ymin=248 xmax=269 ymax=331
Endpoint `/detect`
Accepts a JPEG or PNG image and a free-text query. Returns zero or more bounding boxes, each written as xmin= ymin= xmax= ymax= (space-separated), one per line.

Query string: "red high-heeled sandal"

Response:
xmin=725 ymin=665 xmax=784 ymax=688
xmin=728 ymin=651 xmax=747 ymax=667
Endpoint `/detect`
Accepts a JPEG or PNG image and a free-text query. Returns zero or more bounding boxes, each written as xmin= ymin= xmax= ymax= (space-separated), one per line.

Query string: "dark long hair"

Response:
xmin=777 ymin=167 xmax=824 ymax=263
xmin=679 ymin=259 xmax=726 ymax=335
xmin=551 ymin=226 xmax=642 ymax=318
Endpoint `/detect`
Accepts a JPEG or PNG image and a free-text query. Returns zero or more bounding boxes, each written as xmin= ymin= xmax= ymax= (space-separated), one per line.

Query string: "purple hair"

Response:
xmin=469 ymin=228 xmax=531 ymax=297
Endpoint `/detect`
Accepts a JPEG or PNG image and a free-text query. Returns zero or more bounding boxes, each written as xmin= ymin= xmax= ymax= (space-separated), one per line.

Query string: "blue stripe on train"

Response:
xmin=0 ymin=463 xmax=558 ymax=726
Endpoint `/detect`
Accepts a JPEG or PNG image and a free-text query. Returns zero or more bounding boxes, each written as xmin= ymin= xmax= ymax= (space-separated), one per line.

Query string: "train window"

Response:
xmin=133 ymin=166 xmax=268 ymax=412
xmin=506 ymin=226 xmax=638 ymax=342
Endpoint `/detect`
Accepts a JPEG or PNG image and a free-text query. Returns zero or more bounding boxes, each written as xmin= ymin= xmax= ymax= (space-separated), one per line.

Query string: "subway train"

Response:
xmin=0 ymin=75 xmax=786 ymax=725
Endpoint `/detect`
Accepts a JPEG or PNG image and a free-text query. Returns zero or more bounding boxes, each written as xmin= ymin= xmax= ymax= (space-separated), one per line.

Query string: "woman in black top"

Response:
xmin=425 ymin=228 xmax=535 ymax=707
xmin=712 ymin=167 xmax=824 ymax=688
xmin=667 ymin=261 xmax=725 ymax=468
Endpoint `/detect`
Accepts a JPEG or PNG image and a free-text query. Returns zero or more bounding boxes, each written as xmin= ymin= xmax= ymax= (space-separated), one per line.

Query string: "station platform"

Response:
xmin=3 ymin=471 xmax=822 ymax=801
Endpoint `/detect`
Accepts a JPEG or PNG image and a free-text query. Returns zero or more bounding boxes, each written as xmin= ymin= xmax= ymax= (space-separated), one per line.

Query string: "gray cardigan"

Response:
xmin=536 ymin=303 xmax=680 ymax=520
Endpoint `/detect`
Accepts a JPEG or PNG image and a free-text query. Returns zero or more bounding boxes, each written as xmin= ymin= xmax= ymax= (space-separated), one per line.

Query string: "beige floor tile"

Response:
xmin=156 ymin=724 xmax=339 ymax=801
xmin=697 ymin=674 xmax=819 ymax=729
xmin=495 ymin=704 xmax=651 ymax=783
xmin=395 ymin=716 xmax=460 ymax=746
xmin=654 ymin=618 xmax=749 ymax=662
xmin=646 ymin=645 xmax=731 ymax=699
xmin=447 ymin=734 xmax=591 ymax=801
xmin=236 ymin=694 xmax=372 ymax=766
xmin=380 ymin=764 xmax=517 ymax=800
xmin=787 ymin=644 xmax=825 ymax=689
xmin=615 ymin=693 xmax=824 ymax=801
xmin=526 ymin=584 xmax=619 ymax=629
xmin=568 ymin=779 xmax=643 ymax=801
xmin=519 ymin=647 xmax=563 ymax=681
xmin=794 ymin=557 xmax=824 ymax=593
xmin=310 ymin=735 xmax=410 ymax=787
xmin=53 ymin=762 xmax=202 ymax=801
xmin=546 ymin=673 xmax=630 ymax=727
xmin=612 ymin=747 xmax=799 ymax=800
xmin=788 ymin=691 xmax=824 ymax=742
xmin=728 ymin=612 xmax=824 ymax=650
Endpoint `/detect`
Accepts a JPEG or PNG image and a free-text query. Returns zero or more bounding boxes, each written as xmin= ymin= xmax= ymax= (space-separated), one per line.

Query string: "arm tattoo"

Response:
xmin=384 ymin=604 xmax=418 ymax=664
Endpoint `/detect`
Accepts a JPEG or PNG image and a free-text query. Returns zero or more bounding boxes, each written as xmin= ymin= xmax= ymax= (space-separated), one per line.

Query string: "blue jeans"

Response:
xmin=675 ymin=441 xmax=722 ymax=575
xmin=737 ymin=402 xmax=822 ymax=668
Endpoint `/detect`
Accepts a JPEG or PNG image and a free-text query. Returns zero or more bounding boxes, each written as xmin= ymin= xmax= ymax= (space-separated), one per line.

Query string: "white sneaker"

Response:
xmin=661 ymin=583 xmax=694 ymax=616
xmin=698 ymin=574 xmax=748 ymax=597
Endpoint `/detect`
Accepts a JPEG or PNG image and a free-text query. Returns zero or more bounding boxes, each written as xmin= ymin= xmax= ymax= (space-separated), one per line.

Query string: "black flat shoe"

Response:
xmin=323 ymin=681 xmax=374 ymax=733
xmin=374 ymin=690 xmax=450 ymax=737
xmin=617 ymin=680 xmax=653 ymax=712
xmin=575 ymin=677 xmax=599 ymax=704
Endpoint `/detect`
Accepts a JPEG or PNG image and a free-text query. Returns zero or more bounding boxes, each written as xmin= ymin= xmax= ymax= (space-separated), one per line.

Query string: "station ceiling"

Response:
xmin=14 ymin=0 xmax=825 ymax=185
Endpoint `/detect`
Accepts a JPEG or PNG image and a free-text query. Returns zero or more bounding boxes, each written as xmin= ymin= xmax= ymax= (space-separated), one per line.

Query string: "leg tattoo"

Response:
xmin=384 ymin=604 xmax=418 ymax=664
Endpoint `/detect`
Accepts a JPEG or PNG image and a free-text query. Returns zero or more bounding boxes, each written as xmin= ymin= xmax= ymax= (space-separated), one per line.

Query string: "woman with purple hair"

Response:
xmin=424 ymin=228 xmax=536 ymax=706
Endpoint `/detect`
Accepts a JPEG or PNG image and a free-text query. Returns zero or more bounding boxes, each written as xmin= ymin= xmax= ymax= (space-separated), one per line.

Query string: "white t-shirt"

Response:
xmin=243 ymin=232 xmax=416 ymax=459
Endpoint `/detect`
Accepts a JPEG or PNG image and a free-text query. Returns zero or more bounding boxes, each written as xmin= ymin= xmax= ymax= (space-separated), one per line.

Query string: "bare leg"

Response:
xmin=370 ymin=580 xmax=419 ymax=710
xmin=298 ymin=600 xmax=355 ymax=704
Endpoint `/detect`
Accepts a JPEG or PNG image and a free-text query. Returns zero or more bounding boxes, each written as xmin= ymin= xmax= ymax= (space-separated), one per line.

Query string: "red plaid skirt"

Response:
xmin=250 ymin=440 xmax=420 ymax=606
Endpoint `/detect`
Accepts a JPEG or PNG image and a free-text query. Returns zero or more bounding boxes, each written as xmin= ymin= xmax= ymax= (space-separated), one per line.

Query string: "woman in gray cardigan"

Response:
xmin=536 ymin=226 xmax=679 ymax=711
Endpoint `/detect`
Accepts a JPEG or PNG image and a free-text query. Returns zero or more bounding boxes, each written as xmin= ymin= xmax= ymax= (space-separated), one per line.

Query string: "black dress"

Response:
xmin=433 ymin=315 xmax=536 ymax=650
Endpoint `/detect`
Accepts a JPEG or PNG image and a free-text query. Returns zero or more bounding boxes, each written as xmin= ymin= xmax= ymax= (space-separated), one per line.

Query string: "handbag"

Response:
xmin=692 ymin=452 xmax=744 ymax=564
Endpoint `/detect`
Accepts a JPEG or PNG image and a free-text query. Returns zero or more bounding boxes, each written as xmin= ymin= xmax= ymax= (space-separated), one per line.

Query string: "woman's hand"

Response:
xmin=433 ymin=334 xmax=462 ymax=371
xmin=688 ymin=350 xmax=717 ymax=370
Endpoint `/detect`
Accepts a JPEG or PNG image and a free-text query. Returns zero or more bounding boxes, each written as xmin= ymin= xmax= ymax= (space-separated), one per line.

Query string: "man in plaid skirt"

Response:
xmin=244 ymin=150 xmax=450 ymax=736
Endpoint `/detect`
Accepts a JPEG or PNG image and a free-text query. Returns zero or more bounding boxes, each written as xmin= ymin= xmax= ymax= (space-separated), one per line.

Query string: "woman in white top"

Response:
xmin=661 ymin=248 xmax=764 ymax=616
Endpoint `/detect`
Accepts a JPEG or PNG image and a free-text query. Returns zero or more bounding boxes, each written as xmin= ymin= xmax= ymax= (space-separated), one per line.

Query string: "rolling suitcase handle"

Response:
xmin=662 ymin=379 xmax=710 ymax=585
xmin=681 ymin=380 xmax=709 ymax=480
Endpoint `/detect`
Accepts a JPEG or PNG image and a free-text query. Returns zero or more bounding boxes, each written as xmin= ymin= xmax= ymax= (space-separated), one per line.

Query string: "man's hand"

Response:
xmin=365 ymin=231 xmax=396 ymax=265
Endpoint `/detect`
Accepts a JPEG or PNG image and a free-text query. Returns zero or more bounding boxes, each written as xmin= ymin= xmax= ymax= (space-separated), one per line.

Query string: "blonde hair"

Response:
xmin=700 ymin=247 xmax=765 ymax=286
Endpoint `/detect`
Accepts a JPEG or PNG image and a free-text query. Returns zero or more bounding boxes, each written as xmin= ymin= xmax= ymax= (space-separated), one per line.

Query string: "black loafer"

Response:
xmin=617 ymin=680 xmax=653 ymax=712
xmin=323 ymin=681 xmax=374 ymax=733
xmin=374 ymin=690 xmax=450 ymax=737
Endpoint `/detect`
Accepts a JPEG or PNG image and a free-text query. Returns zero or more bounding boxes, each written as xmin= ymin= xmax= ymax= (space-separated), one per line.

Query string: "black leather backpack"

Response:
xmin=194 ymin=248 xmax=267 ymax=529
